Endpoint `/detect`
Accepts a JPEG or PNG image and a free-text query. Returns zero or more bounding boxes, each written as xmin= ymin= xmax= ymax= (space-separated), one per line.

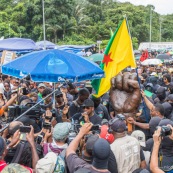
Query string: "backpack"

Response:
xmin=54 ymin=149 xmax=67 ymax=173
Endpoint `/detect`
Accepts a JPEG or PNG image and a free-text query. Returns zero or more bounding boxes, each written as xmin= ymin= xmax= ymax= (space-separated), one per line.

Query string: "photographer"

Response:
xmin=152 ymin=119 xmax=173 ymax=172
xmin=55 ymin=90 xmax=70 ymax=122
xmin=41 ymin=88 xmax=62 ymax=127
xmin=66 ymin=123 xmax=111 ymax=173
xmin=0 ymin=125 xmax=39 ymax=172
xmin=43 ymin=122 xmax=70 ymax=156
xmin=150 ymin=127 xmax=164 ymax=173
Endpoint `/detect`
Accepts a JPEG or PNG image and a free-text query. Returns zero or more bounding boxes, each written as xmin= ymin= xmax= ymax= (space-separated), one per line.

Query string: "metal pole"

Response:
xmin=149 ymin=7 xmax=152 ymax=49
xmin=9 ymin=24 xmax=10 ymax=38
xmin=159 ymin=16 xmax=162 ymax=42
xmin=99 ymin=43 xmax=100 ymax=53
xmin=42 ymin=0 xmax=46 ymax=50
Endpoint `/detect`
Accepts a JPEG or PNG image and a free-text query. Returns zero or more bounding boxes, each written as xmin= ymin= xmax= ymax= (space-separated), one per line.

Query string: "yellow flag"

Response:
xmin=92 ymin=19 xmax=136 ymax=98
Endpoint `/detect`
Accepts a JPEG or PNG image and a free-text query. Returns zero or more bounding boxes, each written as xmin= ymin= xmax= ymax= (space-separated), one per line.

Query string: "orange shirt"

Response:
xmin=0 ymin=107 xmax=4 ymax=116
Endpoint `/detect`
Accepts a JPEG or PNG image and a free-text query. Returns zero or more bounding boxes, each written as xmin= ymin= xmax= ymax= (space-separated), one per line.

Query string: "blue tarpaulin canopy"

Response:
xmin=36 ymin=40 xmax=57 ymax=49
xmin=56 ymin=44 xmax=95 ymax=53
xmin=0 ymin=38 xmax=36 ymax=51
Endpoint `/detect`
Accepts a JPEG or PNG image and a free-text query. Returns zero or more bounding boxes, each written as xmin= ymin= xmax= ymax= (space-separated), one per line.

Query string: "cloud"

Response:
xmin=118 ymin=0 xmax=173 ymax=15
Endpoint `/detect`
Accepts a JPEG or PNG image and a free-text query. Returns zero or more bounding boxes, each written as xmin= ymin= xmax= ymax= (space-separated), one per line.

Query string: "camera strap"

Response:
xmin=11 ymin=142 xmax=25 ymax=163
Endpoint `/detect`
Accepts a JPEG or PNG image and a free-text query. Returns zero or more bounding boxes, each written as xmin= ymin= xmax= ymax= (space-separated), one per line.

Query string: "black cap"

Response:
xmin=162 ymin=102 xmax=173 ymax=118
xmin=109 ymin=118 xmax=126 ymax=132
xmin=149 ymin=117 xmax=162 ymax=135
xmin=158 ymin=119 xmax=173 ymax=126
xmin=83 ymin=99 xmax=94 ymax=107
xmin=92 ymin=138 xmax=110 ymax=169
xmin=166 ymin=94 xmax=173 ymax=101
xmin=55 ymin=90 xmax=63 ymax=97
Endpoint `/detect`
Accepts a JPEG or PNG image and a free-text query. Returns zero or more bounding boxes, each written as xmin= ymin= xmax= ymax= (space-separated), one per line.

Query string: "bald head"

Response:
xmin=8 ymin=121 xmax=23 ymax=136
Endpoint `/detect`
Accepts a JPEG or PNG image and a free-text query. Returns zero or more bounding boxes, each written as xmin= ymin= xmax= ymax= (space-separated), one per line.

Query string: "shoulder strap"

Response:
xmin=11 ymin=142 xmax=25 ymax=163
xmin=59 ymin=149 xmax=66 ymax=159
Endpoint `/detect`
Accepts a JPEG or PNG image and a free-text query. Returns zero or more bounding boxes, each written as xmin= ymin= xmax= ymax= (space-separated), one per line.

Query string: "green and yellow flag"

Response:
xmin=92 ymin=18 xmax=136 ymax=98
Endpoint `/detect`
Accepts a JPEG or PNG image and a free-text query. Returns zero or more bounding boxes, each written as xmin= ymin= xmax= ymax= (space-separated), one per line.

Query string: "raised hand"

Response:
xmin=110 ymin=72 xmax=141 ymax=117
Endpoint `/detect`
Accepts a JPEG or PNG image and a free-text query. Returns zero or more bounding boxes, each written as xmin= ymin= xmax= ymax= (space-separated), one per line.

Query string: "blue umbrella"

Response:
xmin=2 ymin=49 xmax=104 ymax=82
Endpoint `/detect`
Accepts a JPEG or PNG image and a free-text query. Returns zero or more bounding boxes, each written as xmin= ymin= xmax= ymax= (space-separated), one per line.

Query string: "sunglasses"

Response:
xmin=83 ymin=106 xmax=91 ymax=110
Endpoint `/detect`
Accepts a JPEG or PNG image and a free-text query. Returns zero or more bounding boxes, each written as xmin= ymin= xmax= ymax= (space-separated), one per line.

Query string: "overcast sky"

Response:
xmin=118 ymin=0 xmax=173 ymax=15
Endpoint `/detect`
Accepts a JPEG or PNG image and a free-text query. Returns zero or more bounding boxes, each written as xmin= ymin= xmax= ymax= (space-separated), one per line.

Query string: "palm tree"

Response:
xmin=46 ymin=24 xmax=61 ymax=43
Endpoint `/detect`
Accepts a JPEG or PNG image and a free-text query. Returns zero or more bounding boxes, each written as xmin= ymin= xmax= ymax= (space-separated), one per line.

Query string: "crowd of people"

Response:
xmin=0 ymin=62 xmax=173 ymax=173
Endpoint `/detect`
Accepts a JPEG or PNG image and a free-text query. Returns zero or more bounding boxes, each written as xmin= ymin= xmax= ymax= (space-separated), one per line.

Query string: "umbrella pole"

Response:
xmin=53 ymin=82 xmax=56 ymax=109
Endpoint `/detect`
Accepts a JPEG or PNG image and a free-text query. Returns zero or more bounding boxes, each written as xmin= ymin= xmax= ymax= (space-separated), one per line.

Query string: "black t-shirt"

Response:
xmin=67 ymin=153 xmax=110 ymax=173
xmin=95 ymin=104 xmax=110 ymax=120
xmin=108 ymin=150 xmax=118 ymax=173
xmin=68 ymin=100 xmax=84 ymax=118
xmin=72 ymin=112 xmax=102 ymax=125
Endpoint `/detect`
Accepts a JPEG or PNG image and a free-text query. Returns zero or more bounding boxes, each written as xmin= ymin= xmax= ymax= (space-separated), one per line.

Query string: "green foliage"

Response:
xmin=0 ymin=0 xmax=173 ymax=49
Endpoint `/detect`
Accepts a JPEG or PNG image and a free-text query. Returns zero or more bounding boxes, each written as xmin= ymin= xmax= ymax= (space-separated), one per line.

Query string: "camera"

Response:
xmin=156 ymin=126 xmax=172 ymax=136
xmin=7 ymin=103 xmax=44 ymax=122
xmin=91 ymin=124 xmax=101 ymax=134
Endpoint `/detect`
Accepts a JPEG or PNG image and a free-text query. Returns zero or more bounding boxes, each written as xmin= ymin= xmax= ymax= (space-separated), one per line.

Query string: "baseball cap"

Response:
xmin=166 ymin=94 xmax=173 ymax=101
xmin=38 ymin=83 xmax=46 ymax=88
xmin=55 ymin=90 xmax=63 ymax=97
xmin=131 ymin=130 xmax=146 ymax=147
xmin=158 ymin=119 xmax=173 ymax=127
xmin=100 ymin=125 xmax=115 ymax=144
xmin=92 ymin=138 xmax=110 ymax=169
xmin=36 ymin=152 xmax=65 ymax=173
xmin=109 ymin=118 xmax=126 ymax=133
xmin=83 ymin=99 xmax=94 ymax=107
xmin=149 ymin=117 xmax=162 ymax=135
xmin=53 ymin=122 xmax=71 ymax=140
xmin=162 ymin=102 xmax=173 ymax=118
xmin=2 ymin=163 xmax=30 ymax=173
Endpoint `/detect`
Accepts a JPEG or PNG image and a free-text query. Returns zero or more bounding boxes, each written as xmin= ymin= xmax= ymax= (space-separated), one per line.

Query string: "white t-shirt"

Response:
xmin=111 ymin=135 xmax=141 ymax=173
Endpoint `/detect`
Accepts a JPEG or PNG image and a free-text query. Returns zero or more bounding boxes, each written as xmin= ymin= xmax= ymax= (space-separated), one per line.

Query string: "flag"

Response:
xmin=110 ymin=28 xmax=114 ymax=37
xmin=92 ymin=18 xmax=136 ymax=98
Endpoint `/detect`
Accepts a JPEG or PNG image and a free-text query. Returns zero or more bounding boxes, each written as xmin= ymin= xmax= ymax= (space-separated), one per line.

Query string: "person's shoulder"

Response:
xmin=73 ymin=112 xmax=81 ymax=118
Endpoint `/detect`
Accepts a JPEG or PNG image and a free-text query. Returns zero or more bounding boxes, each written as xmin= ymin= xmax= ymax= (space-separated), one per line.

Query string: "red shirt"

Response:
xmin=0 ymin=160 xmax=7 ymax=171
